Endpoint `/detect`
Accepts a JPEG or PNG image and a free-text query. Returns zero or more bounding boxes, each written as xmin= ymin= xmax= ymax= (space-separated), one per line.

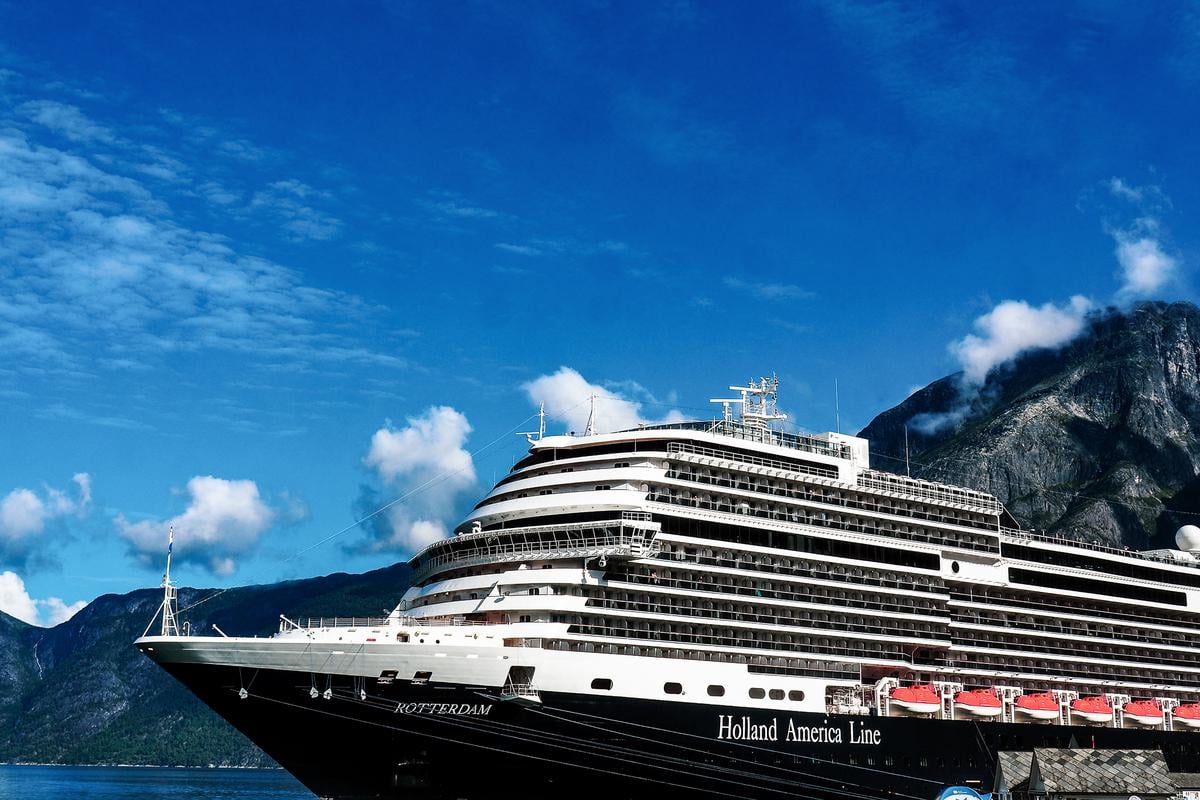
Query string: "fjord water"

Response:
xmin=0 ymin=765 xmax=312 ymax=799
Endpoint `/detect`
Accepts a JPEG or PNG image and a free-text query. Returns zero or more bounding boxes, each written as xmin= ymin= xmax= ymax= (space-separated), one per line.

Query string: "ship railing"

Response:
xmin=279 ymin=615 xmax=494 ymax=633
xmin=634 ymin=419 xmax=852 ymax=460
xmin=1001 ymin=527 xmax=1200 ymax=570
xmin=658 ymin=471 xmax=1001 ymax=544
xmin=281 ymin=616 xmax=393 ymax=631
xmin=410 ymin=521 xmax=660 ymax=583
xmin=668 ymin=441 xmax=839 ymax=479
xmin=856 ymin=470 xmax=1001 ymax=516
xmin=647 ymin=495 xmax=997 ymax=555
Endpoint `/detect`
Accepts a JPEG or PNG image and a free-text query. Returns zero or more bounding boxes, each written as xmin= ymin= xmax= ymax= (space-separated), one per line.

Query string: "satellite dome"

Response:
xmin=1176 ymin=525 xmax=1200 ymax=552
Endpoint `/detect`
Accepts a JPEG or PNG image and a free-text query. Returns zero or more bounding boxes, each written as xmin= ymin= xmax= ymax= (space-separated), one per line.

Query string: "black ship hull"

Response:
xmin=161 ymin=662 xmax=1200 ymax=800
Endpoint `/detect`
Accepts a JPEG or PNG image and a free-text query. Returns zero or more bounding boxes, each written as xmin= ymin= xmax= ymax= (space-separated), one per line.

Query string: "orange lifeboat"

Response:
xmin=1014 ymin=692 xmax=1059 ymax=721
xmin=954 ymin=688 xmax=1002 ymax=718
xmin=890 ymin=683 xmax=940 ymax=714
xmin=1071 ymin=696 xmax=1113 ymax=724
xmin=1124 ymin=700 xmax=1163 ymax=727
xmin=1174 ymin=703 xmax=1200 ymax=729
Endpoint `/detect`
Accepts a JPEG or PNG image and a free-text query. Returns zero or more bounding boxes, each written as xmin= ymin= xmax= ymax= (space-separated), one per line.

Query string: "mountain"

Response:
xmin=860 ymin=301 xmax=1200 ymax=549
xmin=0 ymin=562 xmax=410 ymax=766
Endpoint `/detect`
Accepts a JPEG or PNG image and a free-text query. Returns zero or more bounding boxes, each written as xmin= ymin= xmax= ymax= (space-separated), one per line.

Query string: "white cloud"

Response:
xmin=1 ymin=489 xmax=47 ymax=539
xmin=21 ymin=99 xmax=117 ymax=144
xmin=523 ymin=367 xmax=684 ymax=434
xmin=0 ymin=570 xmax=86 ymax=627
xmin=1104 ymin=178 xmax=1180 ymax=302
xmin=0 ymin=474 xmax=93 ymax=569
xmin=1113 ymin=220 xmax=1179 ymax=301
xmin=950 ymin=296 xmax=1092 ymax=386
xmin=116 ymin=476 xmax=277 ymax=576
xmin=0 ymin=78 xmax=406 ymax=388
xmin=354 ymin=406 xmax=477 ymax=554
xmin=723 ymin=277 xmax=814 ymax=301
xmin=248 ymin=180 xmax=343 ymax=242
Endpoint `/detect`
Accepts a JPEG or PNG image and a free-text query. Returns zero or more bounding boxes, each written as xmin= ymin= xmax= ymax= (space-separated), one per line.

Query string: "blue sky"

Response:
xmin=1 ymin=2 xmax=1197 ymax=625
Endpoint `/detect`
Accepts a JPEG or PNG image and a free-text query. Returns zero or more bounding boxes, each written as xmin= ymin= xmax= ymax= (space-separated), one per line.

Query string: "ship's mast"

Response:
xmin=710 ymin=375 xmax=787 ymax=429
xmin=519 ymin=402 xmax=547 ymax=444
xmin=159 ymin=525 xmax=179 ymax=637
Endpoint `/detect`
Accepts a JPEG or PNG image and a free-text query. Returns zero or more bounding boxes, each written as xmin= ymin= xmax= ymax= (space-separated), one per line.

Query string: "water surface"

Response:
xmin=0 ymin=765 xmax=313 ymax=799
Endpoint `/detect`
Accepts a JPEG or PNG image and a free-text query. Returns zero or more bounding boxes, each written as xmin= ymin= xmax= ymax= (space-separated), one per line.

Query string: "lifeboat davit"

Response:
xmin=954 ymin=688 xmax=1003 ymax=717
xmin=1071 ymin=696 xmax=1113 ymax=724
xmin=1174 ymin=703 xmax=1200 ymax=729
xmin=1014 ymin=692 xmax=1059 ymax=721
xmin=1124 ymin=700 xmax=1163 ymax=727
xmin=890 ymin=684 xmax=940 ymax=714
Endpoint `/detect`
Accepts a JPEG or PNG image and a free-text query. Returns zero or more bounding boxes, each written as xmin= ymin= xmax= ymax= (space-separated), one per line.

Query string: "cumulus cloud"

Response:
xmin=0 ymin=570 xmax=86 ymax=627
xmin=1104 ymin=178 xmax=1181 ymax=302
xmin=523 ymin=367 xmax=684 ymax=434
xmin=352 ymin=406 xmax=477 ymax=554
xmin=0 ymin=473 xmax=93 ymax=570
xmin=1113 ymin=219 xmax=1179 ymax=301
xmin=950 ymin=296 xmax=1093 ymax=386
xmin=116 ymin=476 xmax=277 ymax=576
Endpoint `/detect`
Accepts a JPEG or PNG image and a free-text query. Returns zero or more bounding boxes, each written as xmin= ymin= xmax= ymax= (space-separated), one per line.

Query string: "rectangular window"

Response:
xmin=412 ymin=670 xmax=432 ymax=685
xmin=749 ymin=687 xmax=766 ymax=699
xmin=768 ymin=689 xmax=784 ymax=700
xmin=664 ymin=682 xmax=683 ymax=695
xmin=707 ymin=685 xmax=725 ymax=697
xmin=591 ymin=678 xmax=613 ymax=690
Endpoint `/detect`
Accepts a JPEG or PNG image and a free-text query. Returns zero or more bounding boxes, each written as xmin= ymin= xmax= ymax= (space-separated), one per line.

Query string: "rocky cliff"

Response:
xmin=860 ymin=301 xmax=1200 ymax=549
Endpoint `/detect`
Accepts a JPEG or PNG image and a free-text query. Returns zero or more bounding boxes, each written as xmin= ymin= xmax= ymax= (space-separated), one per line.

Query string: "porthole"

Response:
xmin=749 ymin=687 xmax=766 ymax=699
xmin=707 ymin=685 xmax=725 ymax=697
xmin=951 ymin=561 xmax=960 ymax=574
xmin=664 ymin=682 xmax=683 ymax=695
xmin=788 ymin=690 xmax=805 ymax=701
xmin=591 ymin=678 xmax=613 ymax=690
xmin=769 ymin=689 xmax=785 ymax=700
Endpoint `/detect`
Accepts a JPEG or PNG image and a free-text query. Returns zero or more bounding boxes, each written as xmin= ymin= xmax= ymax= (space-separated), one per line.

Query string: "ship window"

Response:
xmin=412 ymin=671 xmax=432 ymax=685
xmin=707 ymin=685 xmax=725 ymax=697
xmin=539 ymin=489 xmax=553 ymax=495
xmin=595 ymin=485 xmax=611 ymax=491
xmin=591 ymin=678 xmax=613 ymax=690
xmin=615 ymin=462 xmax=630 ymax=468
xmin=788 ymin=690 xmax=805 ymax=701
xmin=664 ymin=682 xmax=683 ymax=695
xmin=769 ymin=689 xmax=785 ymax=700
xmin=749 ymin=688 xmax=766 ymax=699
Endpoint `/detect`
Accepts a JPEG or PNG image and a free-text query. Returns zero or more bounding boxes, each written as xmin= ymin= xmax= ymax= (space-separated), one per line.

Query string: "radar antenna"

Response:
xmin=518 ymin=402 xmax=547 ymax=444
xmin=710 ymin=375 xmax=787 ymax=429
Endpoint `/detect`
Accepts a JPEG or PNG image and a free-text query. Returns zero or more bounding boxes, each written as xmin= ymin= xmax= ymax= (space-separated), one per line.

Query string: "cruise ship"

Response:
xmin=137 ymin=377 xmax=1200 ymax=800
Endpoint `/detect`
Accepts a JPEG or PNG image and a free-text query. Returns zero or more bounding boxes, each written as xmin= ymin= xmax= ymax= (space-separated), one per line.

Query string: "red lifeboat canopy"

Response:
xmin=1124 ymin=700 xmax=1163 ymax=725
xmin=1071 ymin=695 xmax=1113 ymax=722
xmin=1175 ymin=702 xmax=1200 ymax=728
xmin=1014 ymin=691 xmax=1059 ymax=720
xmin=1176 ymin=703 xmax=1200 ymax=721
xmin=954 ymin=688 xmax=1002 ymax=717
xmin=1015 ymin=692 xmax=1058 ymax=712
xmin=890 ymin=683 xmax=940 ymax=714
